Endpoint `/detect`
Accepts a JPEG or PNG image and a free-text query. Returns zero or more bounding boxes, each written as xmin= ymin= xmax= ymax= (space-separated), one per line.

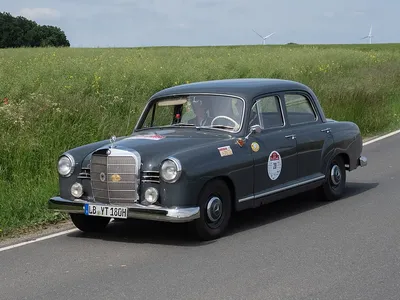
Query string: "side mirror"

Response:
xmin=245 ymin=124 xmax=262 ymax=140
xmin=251 ymin=124 xmax=262 ymax=134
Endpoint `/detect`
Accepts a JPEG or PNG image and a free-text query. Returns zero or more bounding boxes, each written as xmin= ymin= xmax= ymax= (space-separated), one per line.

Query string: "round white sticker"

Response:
xmin=267 ymin=150 xmax=282 ymax=180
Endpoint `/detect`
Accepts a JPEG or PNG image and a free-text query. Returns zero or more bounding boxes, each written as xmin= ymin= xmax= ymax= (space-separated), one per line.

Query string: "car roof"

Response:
xmin=149 ymin=78 xmax=312 ymax=101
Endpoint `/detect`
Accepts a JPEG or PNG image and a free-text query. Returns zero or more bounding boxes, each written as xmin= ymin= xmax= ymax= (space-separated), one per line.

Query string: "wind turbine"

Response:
xmin=361 ymin=25 xmax=373 ymax=44
xmin=252 ymin=29 xmax=275 ymax=45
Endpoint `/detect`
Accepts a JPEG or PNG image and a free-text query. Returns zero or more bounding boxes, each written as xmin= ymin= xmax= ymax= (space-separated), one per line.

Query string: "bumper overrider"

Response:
xmin=358 ymin=155 xmax=368 ymax=167
xmin=48 ymin=197 xmax=200 ymax=223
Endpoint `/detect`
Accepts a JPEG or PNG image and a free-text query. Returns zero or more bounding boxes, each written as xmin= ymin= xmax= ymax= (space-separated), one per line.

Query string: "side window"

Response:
xmin=284 ymin=94 xmax=317 ymax=125
xmin=249 ymin=96 xmax=284 ymax=129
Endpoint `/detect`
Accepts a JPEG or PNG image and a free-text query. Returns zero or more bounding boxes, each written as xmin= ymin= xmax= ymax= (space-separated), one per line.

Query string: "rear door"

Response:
xmin=247 ymin=94 xmax=298 ymax=199
xmin=282 ymin=92 xmax=334 ymax=180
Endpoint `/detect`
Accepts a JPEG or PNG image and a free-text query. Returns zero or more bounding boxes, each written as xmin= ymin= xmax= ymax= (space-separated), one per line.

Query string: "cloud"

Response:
xmin=19 ymin=8 xmax=61 ymax=21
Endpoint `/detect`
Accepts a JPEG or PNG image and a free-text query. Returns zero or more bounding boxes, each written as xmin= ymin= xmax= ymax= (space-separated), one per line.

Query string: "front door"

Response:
xmin=247 ymin=95 xmax=298 ymax=201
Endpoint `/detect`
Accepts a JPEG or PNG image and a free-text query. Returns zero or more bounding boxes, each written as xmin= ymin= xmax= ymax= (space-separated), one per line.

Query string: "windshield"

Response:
xmin=137 ymin=94 xmax=245 ymax=132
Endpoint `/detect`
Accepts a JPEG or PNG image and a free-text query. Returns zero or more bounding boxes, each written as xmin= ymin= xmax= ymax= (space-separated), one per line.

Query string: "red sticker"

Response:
xmin=270 ymin=152 xmax=280 ymax=160
xmin=127 ymin=134 xmax=165 ymax=140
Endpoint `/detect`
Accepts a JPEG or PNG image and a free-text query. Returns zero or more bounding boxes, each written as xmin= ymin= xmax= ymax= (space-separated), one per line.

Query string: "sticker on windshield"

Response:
xmin=267 ymin=150 xmax=282 ymax=180
xmin=126 ymin=134 xmax=165 ymax=140
xmin=218 ymin=146 xmax=233 ymax=157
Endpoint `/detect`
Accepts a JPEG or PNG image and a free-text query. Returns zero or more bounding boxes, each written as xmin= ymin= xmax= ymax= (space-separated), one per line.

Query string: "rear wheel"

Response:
xmin=191 ymin=179 xmax=232 ymax=241
xmin=318 ymin=155 xmax=346 ymax=201
xmin=70 ymin=213 xmax=110 ymax=232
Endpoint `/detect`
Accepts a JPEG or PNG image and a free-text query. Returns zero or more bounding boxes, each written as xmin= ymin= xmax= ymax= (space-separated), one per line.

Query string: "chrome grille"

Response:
xmin=77 ymin=167 xmax=90 ymax=179
xmin=141 ymin=171 xmax=160 ymax=183
xmin=78 ymin=168 xmax=159 ymax=183
xmin=90 ymin=149 xmax=140 ymax=204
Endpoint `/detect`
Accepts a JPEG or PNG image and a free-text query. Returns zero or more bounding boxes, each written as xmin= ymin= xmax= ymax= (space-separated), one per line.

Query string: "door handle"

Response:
xmin=321 ymin=128 xmax=331 ymax=133
xmin=285 ymin=134 xmax=296 ymax=139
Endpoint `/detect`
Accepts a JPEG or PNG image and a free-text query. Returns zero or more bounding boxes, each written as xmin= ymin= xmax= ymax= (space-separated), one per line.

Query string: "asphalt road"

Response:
xmin=1 ymin=133 xmax=400 ymax=300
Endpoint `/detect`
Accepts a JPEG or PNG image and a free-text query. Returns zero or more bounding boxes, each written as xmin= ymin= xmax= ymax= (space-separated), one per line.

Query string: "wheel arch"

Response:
xmin=321 ymin=150 xmax=349 ymax=181
xmin=338 ymin=152 xmax=351 ymax=170
xmin=197 ymin=175 xmax=237 ymax=210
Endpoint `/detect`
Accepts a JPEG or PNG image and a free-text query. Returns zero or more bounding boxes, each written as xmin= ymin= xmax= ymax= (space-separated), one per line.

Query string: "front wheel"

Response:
xmin=190 ymin=179 xmax=232 ymax=241
xmin=318 ymin=155 xmax=346 ymax=201
xmin=70 ymin=213 xmax=110 ymax=232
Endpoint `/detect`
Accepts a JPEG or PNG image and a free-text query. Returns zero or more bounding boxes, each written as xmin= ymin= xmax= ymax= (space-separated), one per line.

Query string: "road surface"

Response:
xmin=1 ymin=132 xmax=400 ymax=300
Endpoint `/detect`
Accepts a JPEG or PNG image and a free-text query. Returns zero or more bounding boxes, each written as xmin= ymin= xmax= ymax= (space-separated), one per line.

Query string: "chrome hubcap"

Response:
xmin=330 ymin=165 xmax=341 ymax=186
xmin=206 ymin=197 xmax=223 ymax=222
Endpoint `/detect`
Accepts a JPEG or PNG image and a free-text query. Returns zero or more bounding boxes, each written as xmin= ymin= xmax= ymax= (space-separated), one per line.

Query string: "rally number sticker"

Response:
xmin=267 ymin=150 xmax=282 ymax=180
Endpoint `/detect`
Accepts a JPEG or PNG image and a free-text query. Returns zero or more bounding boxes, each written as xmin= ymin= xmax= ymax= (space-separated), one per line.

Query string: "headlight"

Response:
xmin=160 ymin=157 xmax=182 ymax=183
xmin=58 ymin=154 xmax=75 ymax=177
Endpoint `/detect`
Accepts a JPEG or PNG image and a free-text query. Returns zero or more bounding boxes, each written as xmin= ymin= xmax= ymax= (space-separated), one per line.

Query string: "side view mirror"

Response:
xmin=245 ymin=124 xmax=262 ymax=140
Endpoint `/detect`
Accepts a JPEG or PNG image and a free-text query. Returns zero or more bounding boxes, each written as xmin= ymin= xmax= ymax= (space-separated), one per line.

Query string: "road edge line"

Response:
xmin=0 ymin=228 xmax=78 ymax=252
xmin=1 ymin=128 xmax=400 ymax=252
xmin=363 ymin=129 xmax=400 ymax=146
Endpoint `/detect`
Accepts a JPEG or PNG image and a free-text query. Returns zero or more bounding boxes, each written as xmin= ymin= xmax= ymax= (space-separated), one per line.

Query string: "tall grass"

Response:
xmin=1 ymin=44 xmax=400 ymax=238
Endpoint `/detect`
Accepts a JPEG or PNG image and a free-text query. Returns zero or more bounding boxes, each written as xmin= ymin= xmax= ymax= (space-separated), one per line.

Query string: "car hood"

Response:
xmin=81 ymin=128 xmax=233 ymax=170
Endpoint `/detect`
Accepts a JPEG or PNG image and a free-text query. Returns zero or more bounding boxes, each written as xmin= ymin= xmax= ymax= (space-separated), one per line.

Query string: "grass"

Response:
xmin=1 ymin=43 xmax=400 ymax=239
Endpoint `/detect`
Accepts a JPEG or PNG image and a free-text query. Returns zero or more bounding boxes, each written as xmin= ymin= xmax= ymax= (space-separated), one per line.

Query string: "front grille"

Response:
xmin=141 ymin=171 xmax=160 ymax=183
xmin=90 ymin=149 xmax=140 ymax=204
xmin=77 ymin=167 xmax=90 ymax=179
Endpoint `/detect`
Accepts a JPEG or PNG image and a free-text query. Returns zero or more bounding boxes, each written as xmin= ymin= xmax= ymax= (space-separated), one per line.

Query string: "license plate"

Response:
xmin=84 ymin=203 xmax=128 ymax=219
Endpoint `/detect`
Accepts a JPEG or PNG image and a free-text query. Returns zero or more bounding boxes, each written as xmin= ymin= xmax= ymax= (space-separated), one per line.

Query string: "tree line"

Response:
xmin=0 ymin=12 xmax=70 ymax=48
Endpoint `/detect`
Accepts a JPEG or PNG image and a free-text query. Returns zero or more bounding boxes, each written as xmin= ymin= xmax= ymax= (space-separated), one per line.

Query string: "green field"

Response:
xmin=1 ymin=43 xmax=400 ymax=238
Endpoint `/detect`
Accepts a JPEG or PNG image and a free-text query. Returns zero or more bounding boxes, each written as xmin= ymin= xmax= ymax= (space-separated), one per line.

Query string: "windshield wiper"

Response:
xmin=171 ymin=123 xmax=196 ymax=127
xmin=209 ymin=125 xmax=235 ymax=130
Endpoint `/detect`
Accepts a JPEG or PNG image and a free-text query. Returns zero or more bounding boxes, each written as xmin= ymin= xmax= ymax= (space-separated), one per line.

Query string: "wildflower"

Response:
xmin=3 ymin=97 xmax=8 ymax=105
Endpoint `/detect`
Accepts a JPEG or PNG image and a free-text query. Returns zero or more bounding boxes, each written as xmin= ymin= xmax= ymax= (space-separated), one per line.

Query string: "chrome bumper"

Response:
xmin=358 ymin=155 xmax=368 ymax=167
xmin=48 ymin=197 xmax=200 ymax=223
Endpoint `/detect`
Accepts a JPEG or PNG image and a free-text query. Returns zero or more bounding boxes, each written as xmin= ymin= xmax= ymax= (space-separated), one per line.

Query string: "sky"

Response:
xmin=1 ymin=0 xmax=398 ymax=47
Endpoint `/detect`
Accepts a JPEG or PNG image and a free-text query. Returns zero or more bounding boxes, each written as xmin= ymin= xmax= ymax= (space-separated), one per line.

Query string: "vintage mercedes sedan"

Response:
xmin=48 ymin=78 xmax=367 ymax=240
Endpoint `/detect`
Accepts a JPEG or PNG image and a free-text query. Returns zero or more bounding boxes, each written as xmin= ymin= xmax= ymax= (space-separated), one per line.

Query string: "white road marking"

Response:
xmin=0 ymin=228 xmax=78 ymax=252
xmin=1 ymin=127 xmax=400 ymax=253
xmin=363 ymin=129 xmax=400 ymax=146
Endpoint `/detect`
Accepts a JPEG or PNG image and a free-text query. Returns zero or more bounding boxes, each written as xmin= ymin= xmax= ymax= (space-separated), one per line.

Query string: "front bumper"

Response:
xmin=48 ymin=197 xmax=200 ymax=223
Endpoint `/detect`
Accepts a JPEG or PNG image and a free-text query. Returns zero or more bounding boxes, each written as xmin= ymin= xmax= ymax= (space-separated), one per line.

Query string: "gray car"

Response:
xmin=48 ymin=78 xmax=368 ymax=240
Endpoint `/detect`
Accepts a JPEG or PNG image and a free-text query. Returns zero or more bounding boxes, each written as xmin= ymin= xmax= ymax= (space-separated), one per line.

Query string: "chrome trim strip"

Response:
xmin=141 ymin=171 xmax=160 ymax=183
xmin=238 ymin=195 xmax=254 ymax=202
xmin=238 ymin=175 xmax=326 ymax=203
xmin=48 ymin=197 xmax=200 ymax=223
xmin=77 ymin=167 xmax=91 ymax=179
xmin=277 ymin=95 xmax=287 ymax=128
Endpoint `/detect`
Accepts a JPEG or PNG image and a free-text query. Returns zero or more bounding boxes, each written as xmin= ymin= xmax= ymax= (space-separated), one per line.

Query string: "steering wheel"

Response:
xmin=211 ymin=116 xmax=240 ymax=130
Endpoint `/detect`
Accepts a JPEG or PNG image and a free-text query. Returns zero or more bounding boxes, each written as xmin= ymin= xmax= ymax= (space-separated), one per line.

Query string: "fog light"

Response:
xmin=71 ymin=182 xmax=83 ymax=198
xmin=144 ymin=187 xmax=159 ymax=204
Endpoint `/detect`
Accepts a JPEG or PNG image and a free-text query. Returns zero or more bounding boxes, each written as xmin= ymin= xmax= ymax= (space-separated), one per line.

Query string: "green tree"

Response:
xmin=0 ymin=11 xmax=70 ymax=48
